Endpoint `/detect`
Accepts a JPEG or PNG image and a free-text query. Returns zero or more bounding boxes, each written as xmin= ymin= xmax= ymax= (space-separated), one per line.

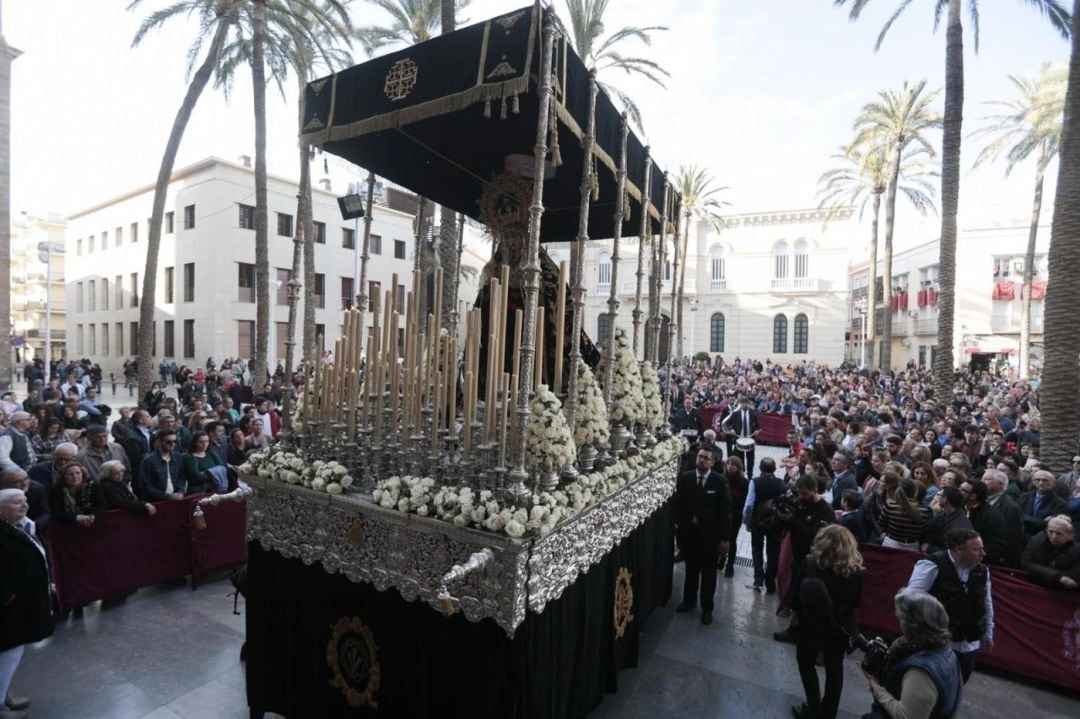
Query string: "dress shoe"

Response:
xmin=746 ymin=582 xmax=763 ymax=593
xmin=723 ymin=566 xmax=735 ymax=578
xmin=5 ymin=695 xmax=28 ymax=711
xmin=765 ymin=586 xmax=777 ymax=595
xmin=773 ymin=627 xmax=797 ymax=644
xmin=701 ymin=612 xmax=713 ymax=625
xmin=791 ymin=703 xmax=813 ymax=719
xmin=676 ymin=601 xmax=695 ymax=613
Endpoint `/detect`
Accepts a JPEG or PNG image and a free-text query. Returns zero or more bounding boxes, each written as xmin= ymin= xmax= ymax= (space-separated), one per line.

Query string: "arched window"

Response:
xmin=774 ymin=241 xmax=790 ymax=279
xmin=773 ymin=314 xmax=788 ymax=354
xmin=794 ymin=313 xmax=809 ymax=354
xmin=710 ymin=313 xmax=725 ymax=352
xmin=794 ymin=240 xmax=809 ymax=279
xmin=597 ymin=252 xmax=611 ymax=288
xmin=710 ymin=248 xmax=726 ymax=289
xmin=597 ymin=313 xmax=611 ymax=347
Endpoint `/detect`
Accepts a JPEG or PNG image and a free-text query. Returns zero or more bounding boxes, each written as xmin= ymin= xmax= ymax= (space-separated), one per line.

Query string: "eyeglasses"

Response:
xmin=161 ymin=440 xmax=176 ymax=445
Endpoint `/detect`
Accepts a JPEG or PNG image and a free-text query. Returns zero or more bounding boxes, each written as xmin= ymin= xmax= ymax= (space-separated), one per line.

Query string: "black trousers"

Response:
xmin=735 ymin=445 xmax=755 ymax=476
xmin=721 ymin=516 xmax=742 ymax=572
xmin=955 ymin=650 xmax=976 ymax=683
xmin=682 ymin=538 xmax=720 ymax=612
xmin=751 ymin=526 xmax=780 ymax=590
xmin=796 ymin=637 xmax=846 ymax=719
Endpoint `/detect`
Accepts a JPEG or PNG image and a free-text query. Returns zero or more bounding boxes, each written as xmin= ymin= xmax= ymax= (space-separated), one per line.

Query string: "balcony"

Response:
xmin=990 ymin=316 xmax=1044 ymax=333
xmin=915 ymin=318 xmax=938 ymax=335
xmin=710 ymin=278 xmax=727 ymax=290
xmin=770 ymin=277 xmax=819 ymax=293
xmin=889 ymin=321 xmax=909 ymax=337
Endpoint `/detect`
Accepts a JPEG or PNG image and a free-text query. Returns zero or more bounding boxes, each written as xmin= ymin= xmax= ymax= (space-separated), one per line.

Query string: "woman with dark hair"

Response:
xmin=180 ymin=431 xmax=226 ymax=495
xmin=226 ymin=428 xmax=249 ymax=466
xmin=790 ymin=524 xmax=864 ymax=719
xmin=861 ymin=588 xmax=962 ymax=719
xmin=58 ymin=403 xmax=87 ymax=443
xmin=878 ymin=473 xmax=929 ymax=551
xmin=30 ymin=416 xmax=71 ymax=462
xmin=143 ymin=382 xmax=166 ymax=416
xmin=911 ymin=463 xmax=941 ymax=508
xmin=48 ymin=463 xmax=105 ymax=527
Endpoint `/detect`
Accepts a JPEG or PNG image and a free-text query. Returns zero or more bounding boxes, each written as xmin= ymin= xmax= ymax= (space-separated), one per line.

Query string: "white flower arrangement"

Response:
xmin=237 ymin=448 xmax=353 ymax=495
xmin=597 ymin=327 xmax=645 ymax=426
xmin=526 ymin=385 xmax=577 ymax=471
xmin=567 ymin=359 xmax=610 ymax=448
xmin=639 ymin=361 xmax=664 ymax=431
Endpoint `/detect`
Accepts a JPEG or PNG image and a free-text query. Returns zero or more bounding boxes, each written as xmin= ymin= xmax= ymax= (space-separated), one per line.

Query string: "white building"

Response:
xmin=548 ymin=207 xmax=855 ymax=365
xmin=11 ymin=212 xmax=67 ymax=368
xmin=64 ymin=156 xmax=420 ymax=375
xmin=847 ymin=215 xmax=1050 ymax=372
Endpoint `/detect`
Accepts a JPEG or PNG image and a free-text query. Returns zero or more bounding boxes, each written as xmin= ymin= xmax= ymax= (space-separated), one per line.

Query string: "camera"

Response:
xmin=857 ymin=635 xmax=890 ymax=678
xmin=773 ymin=491 xmax=797 ymax=516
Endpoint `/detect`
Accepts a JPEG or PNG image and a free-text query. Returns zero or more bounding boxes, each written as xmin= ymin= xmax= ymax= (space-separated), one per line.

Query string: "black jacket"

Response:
xmin=0 ymin=521 xmax=55 ymax=651
xmin=1018 ymin=490 xmax=1068 ymax=539
xmin=1021 ymin=532 xmax=1080 ymax=588
xmin=675 ymin=469 xmax=733 ymax=550
xmin=100 ymin=478 xmax=150 ymax=515
xmin=988 ymin=493 xmax=1024 ymax=568
xmin=967 ymin=502 xmax=1009 ymax=566
xmin=779 ymin=497 xmax=836 ymax=563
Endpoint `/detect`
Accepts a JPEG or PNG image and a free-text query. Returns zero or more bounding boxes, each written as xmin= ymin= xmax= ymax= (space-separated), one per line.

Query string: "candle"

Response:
xmin=499 ymin=371 xmax=511 ymax=468
xmin=390 ymin=311 xmax=400 ymax=442
xmin=433 ymin=269 xmax=444 ymax=344
xmin=554 ymin=260 xmax=567 ymax=395
xmin=431 ymin=369 xmax=443 ymax=451
xmin=509 ymin=309 xmax=523 ymax=439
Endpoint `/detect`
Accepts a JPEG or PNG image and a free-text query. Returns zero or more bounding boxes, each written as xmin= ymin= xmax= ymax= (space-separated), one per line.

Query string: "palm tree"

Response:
xmin=356 ymin=0 xmax=448 ymax=54
xmin=128 ymin=0 xmax=241 ymax=398
xmin=1040 ymin=2 xmax=1080 ymax=470
xmin=834 ymin=0 xmax=1071 ymax=400
xmin=972 ymin=63 xmax=1066 ymax=379
xmin=440 ymin=0 xmax=461 ymax=335
xmin=852 ymin=80 xmax=941 ymax=371
xmin=672 ymin=165 xmax=727 ymax=358
xmin=560 ymin=0 xmax=669 ymax=130
xmin=819 ymin=142 xmax=937 ymax=368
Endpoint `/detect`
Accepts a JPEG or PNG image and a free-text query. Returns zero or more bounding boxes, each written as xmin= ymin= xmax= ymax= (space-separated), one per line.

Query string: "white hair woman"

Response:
xmin=98 ymin=459 xmax=157 ymax=516
xmin=862 ymin=588 xmax=962 ymax=719
xmin=1021 ymin=515 xmax=1079 ymax=590
xmin=0 ymin=488 xmax=54 ymax=714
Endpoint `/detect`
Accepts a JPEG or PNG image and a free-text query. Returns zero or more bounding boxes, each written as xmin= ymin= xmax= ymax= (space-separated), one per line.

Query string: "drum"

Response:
xmin=736 ymin=437 xmax=755 ymax=452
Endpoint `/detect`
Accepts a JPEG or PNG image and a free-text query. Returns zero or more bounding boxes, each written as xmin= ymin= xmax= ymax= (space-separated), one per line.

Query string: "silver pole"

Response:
xmin=601 ymin=116 xmax=630 ymax=424
xmin=356 ymin=171 xmax=376 ymax=353
xmin=632 ymin=149 xmax=652 ymax=358
xmin=649 ymin=181 xmax=671 ymax=364
xmin=562 ymin=71 xmax=598 ymax=437
xmin=507 ymin=14 xmax=557 ymax=501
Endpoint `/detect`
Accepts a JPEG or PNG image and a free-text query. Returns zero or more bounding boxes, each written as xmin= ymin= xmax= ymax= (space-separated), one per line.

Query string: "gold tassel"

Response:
xmin=484 ymin=98 xmax=492 ymax=119
xmin=193 ymin=506 xmax=207 ymax=531
xmin=500 ymin=96 xmax=508 ymax=120
xmin=549 ymin=101 xmax=562 ymax=167
xmin=511 ymin=95 xmax=520 ymax=114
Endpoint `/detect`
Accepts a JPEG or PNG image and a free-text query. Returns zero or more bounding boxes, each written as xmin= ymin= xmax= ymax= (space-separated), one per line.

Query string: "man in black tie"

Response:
xmin=674 ymin=447 xmax=732 ymax=625
xmin=722 ymin=396 xmax=760 ymax=475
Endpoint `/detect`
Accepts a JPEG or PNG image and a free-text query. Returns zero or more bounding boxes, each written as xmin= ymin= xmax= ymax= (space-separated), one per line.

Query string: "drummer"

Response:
xmin=722 ymin=396 xmax=760 ymax=477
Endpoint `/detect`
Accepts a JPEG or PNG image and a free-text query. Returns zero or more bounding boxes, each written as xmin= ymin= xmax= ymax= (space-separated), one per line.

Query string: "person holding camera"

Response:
xmin=860 ymin=588 xmax=962 ymax=719
xmin=773 ymin=475 xmax=837 ymax=642
xmin=790 ymin=525 xmax=864 ymax=719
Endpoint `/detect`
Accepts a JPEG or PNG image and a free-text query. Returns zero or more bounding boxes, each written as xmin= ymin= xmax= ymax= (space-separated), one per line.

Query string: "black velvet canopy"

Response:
xmin=300 ymin=2 xmax=678 ymax=242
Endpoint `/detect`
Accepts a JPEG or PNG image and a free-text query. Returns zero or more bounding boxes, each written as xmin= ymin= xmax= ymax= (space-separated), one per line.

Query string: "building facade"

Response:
xmin=65 ymin=157 xmax=418 ymax=375
xmin=846 ymin=216 xmax=1050 ymax=372
xmin=548 ymin=207 xmax=855 ymax=366
xmin=11 ymin=212 xmax=67 ymax=368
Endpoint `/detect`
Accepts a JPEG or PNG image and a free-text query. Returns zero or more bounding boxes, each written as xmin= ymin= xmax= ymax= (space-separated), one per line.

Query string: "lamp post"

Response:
xmin=36 ymin=240 xmax=64 ymax=383
xmin=688 ymin=299 xmax=698 ymax=356
xmin=855 ymin=299 xmax=868 ymax=368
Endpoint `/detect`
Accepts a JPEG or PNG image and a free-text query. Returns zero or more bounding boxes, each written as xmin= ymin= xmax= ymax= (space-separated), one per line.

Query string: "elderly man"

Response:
xmin=0 ymin=469 xmax=49 ymax=532
xmin=1022 ymin=515 xmax=1080 ymax=590
xmin=27 ymin=442 xmax=77 ymax=494
xmin=76 ymin=425 xmax=131 ymax=482
xmin=99 ymin=460 xmax=156 ymax=516
xmin=0 ymin=413 xmax=37 ymax=473
xmin=1019 ymin=470 xmax=1068 ymax=541
xmin=982 ymin=469 xmax=1023 ymax=567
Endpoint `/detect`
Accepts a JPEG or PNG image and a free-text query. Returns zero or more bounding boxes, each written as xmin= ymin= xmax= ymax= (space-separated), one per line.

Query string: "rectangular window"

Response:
xmin=76 ymin=282 xmax=84 ymax=312
xmin=396 ymin=284 xmax=405 ymax=314
xmin=77 ymin=325 xmax=84 ymax=355
xmin=163 ymin=320 xmax=175 ymax=357
xmin=88 ymin=323 xmax=96 ymax=355
xmin=184 ymin=204 xmax=195 ymax=229
xmin=238 ymin=204 xmax=255 ymax=230
xmin=276 ymin=269 xmax=291 ymax=306
xmin=88 ymin=280 xmax=96 ymax=311
xmin=598 ymin=261 xmax=611 ymax=286
xmin=130 ymin=322 xmax=138 ymax=357
xmin=276 ymin=322 xmax=289 ymax=363
xmin=394 ymin=239 xmax=406 ymax=259
xmin=710 ymin=256 xmax=725 ymax=289
xmin=314 ymin=221 xmax=326 ymax=244
xmin=164 ymin=266 xmax=175 ymax=303
xmin=115 ymin=226 xmax=123 ymax=245
xmin=116 ymin=323 xmax=124 ymax=357
xmin=131 ymin=221 xmax=139 ymax=243
xmin=238 ymin=263 xmax=255 ymax=302
xmin=315 ymin=273 xmax=325 ymax=309
xmin=115 ymin=275 xmax=123 ymax=307
xmin=89 ymin=235 xmax=95 ymax=253
xmin=101 ymin=230 xmax=108 ymax=250
xmin=77 ymin=238 xmax=83 ymax=256
xmin=164 ymin=211 xmax=174 ymax=234
xmin=101 ymin=324 xmax=110 ymax=356
xmin=183 ymin=319 xmax=195 ymax=358
xmin=341 ymin=277 xmax=354 ymax=309
xmin=102 ymin=278 xmax=109 ymax=310
xmin=277 ymin=212 xmax=293 ymax=237
xmin=237 ymin=321 xmax=255 ymax=358
xmin=130 ymin=273 xmax=139 ymax=306
xmin=370 ymin=234 xmax=382 ymax=255
xmin=342 ymin=227 xmax=355 ymax=249
xmin=183 ymin=262 xmax=195 ymax=302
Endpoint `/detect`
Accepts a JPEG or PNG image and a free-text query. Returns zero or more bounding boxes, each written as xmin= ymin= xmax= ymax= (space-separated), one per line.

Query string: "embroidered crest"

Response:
xmin=486 ymin=60 xmax=518 ymax=80
xmin=327 ymin=616 xmax=381 ymax=709
xmin=1062 ymin=610 xmax=1080 ymax=671
xmin=304 ymin=115 xmax=326 ymax=131
xmin=384 ymin=58 xmax=418 ymax=101
xmin=613 ymin=567 xmax=634 ymax=639
xmin=310 ymin=79 xmax=328 ymax=95
xmin=494 ymin=10 xmax=525 ymax=30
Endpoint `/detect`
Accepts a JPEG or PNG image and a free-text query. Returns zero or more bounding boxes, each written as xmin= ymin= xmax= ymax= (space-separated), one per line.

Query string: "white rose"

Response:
xmin=397 ymin=498 xmax=410 ymax=512
xmin=326 ymin=483 xmax=342 ymax=495
xmin=238 ymin=463 xmax=253 ymax=475
xmin=417 ymin=504 xmax=429 ymax=517
xmin=504 ymin=519 xmax=526 ymax=538
xmin=453 ymin=514 xmax=468 ymax=528
xmin=512 ymin=509 xmax=528 ymax=525
xmin=470 ymin=507 xmax=486 ymax=524
xmin=341 ymin=476 xmax=353 ymax=489
xmin=312 ymin=478 xmax=327 ymax=492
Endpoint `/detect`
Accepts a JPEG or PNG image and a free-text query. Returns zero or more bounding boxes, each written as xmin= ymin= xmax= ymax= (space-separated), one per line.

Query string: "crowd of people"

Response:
xmin=668 ymin=355 xmax=1079 ymax=719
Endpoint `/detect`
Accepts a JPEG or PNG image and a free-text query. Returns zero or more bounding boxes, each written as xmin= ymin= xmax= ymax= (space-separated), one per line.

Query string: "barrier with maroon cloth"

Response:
xmin=46 ymin=494 xmax=247 ymax=610
xmin=850 ymin=544 xmax=1080 ymax=692
xmin=699 ymin=407 xmax=792 ymax=446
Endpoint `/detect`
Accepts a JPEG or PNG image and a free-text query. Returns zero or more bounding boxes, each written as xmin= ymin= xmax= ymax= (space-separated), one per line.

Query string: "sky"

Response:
xmin=6 ymin=0 xmax=1072 ymax=254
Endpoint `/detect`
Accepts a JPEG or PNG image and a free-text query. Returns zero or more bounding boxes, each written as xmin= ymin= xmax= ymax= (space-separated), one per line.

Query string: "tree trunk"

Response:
xmin=251 ymin=0 xmax=270 ymax=389
xmin=866 ymin=192 xmax=881 ymax=368
xmin=881 ymin=139 xmax=902 ymax=372
xmin=438 ymin=0 xmax=458 ymax=334
xmin=933 ymin=0 xmax=963 ymax=401
xmin=283 ymin=76 xmax=309 ymax=429
xmin=0 ymin=27 xmax=18 ymax=390
xmin=1019 ymin=147 xmax=1046 ymax=379
xmin=137 ymin=17 xmax=230 ymax=398
xmin=1038 ymin=0 xmax=1080 ymax=470
xmin=675 ymin=211 xmax=690 ymax=358
xmin=414 ymin=197 xmax=429 ymax=333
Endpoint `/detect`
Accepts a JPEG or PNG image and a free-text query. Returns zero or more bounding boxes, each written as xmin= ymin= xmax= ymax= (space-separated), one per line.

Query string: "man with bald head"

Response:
xmin=27 ymin=442 xmax=77 ymax=494
xmin=1019 ymin=469 xmax=1067 ymax=541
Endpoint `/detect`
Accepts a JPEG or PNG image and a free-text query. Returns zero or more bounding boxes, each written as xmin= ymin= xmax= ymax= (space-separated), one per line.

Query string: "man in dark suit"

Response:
xmin=1018 ymin=470 xmax=1067 ymax=541
xmin=674 ymin=447 xmax=732 ymax=625
xmin=983 ymin=468 xmax=1024 ymax=567
xmin=722 ymin=396 xmax=760 ymax=475
xmin=671 ymin=396 xmax=701 ymax=439
xmin=829 ymin=452 xmax=858 ymax=510
xmin=123 ymin=410 xmax=153 ymax=482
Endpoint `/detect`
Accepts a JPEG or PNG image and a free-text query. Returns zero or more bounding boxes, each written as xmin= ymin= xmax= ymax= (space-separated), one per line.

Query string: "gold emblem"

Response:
xmin=327 ymin=616 xmax=381 ymax=709
xmin=384 ymin=58 xmax=418 ymax=101
xmin=613 ymin=567 xmax=634 ymax=639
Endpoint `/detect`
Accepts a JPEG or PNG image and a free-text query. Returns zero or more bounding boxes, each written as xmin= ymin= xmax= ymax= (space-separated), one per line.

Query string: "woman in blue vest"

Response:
xmin=861 ymin=588 xmax=962 ymax=719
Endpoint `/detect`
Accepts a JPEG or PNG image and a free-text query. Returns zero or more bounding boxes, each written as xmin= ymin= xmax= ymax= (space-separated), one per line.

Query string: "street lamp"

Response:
xmin=854 ymin=298 xmax=868 ymax=368
xmin=37 ymin=240 xmax=65 ymax=383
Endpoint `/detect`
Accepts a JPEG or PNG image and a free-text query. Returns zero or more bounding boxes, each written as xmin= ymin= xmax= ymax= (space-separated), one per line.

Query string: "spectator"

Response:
xmin=205 ymin=421 xmax=229 ymax=466
xmin=743 ymin=457 xmax=786 ymax=594
xmin=99 ymin=459 xmax=156 ymax=516
xmin=922 ymin=487 xmax=973 ymax=555
xmin=1018 ymin=470 xmax=1068 ymax=541
xmin=110 ymin=407 xmax=135 ymax=444
xmin=960 ymin=479 xmax=1008 ymax=567
xmin=226 ymin=428 xmax=249 ymax=467
xmin=245 ymin=417 xmax=271 ymax=453
xmin=981 ymin=469 xmax=1024 ymax=568
xmin=138 ymin=430 xmax=185 ymax=502
xmin=1021 ymin=515 xmax=1080 ymax=590
xmin=27 ymin=442 xmax=78 ymax=494
xmin=122 ymin=410 xmax=153 ymax=474
xmin=57 ymin=403 xmax=87 ymax=443
xmin=773 ymin=475 xmax=836 ymax=643
xmin=254 ymin=396 xmax=281 ymax=439
xmin=912 ymin=462 xmax=941 ymax=508
xmin=76 ymin=425 xmax=132 ymax=482
xmin=878 ymin=473 xmax=929 ymax=551
xmin=30 ymin=416 xmax=71 ymax=463
xmin=180 ymin=431 xmax=227 ymax=495
xmin=48 ymin=463 xmax=105 ymax=527
xmin=720 ymin=455 xmax=747 ymax=578
xmin=0 ymin=412 xmax=37 ymax=474
xmin=829 ymin=453 xmax=858 ymax=511
xmin=838 ymin=490 xmax=869 ymax=542
xmin=0 ymin=468 xmax=49 ymax=532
